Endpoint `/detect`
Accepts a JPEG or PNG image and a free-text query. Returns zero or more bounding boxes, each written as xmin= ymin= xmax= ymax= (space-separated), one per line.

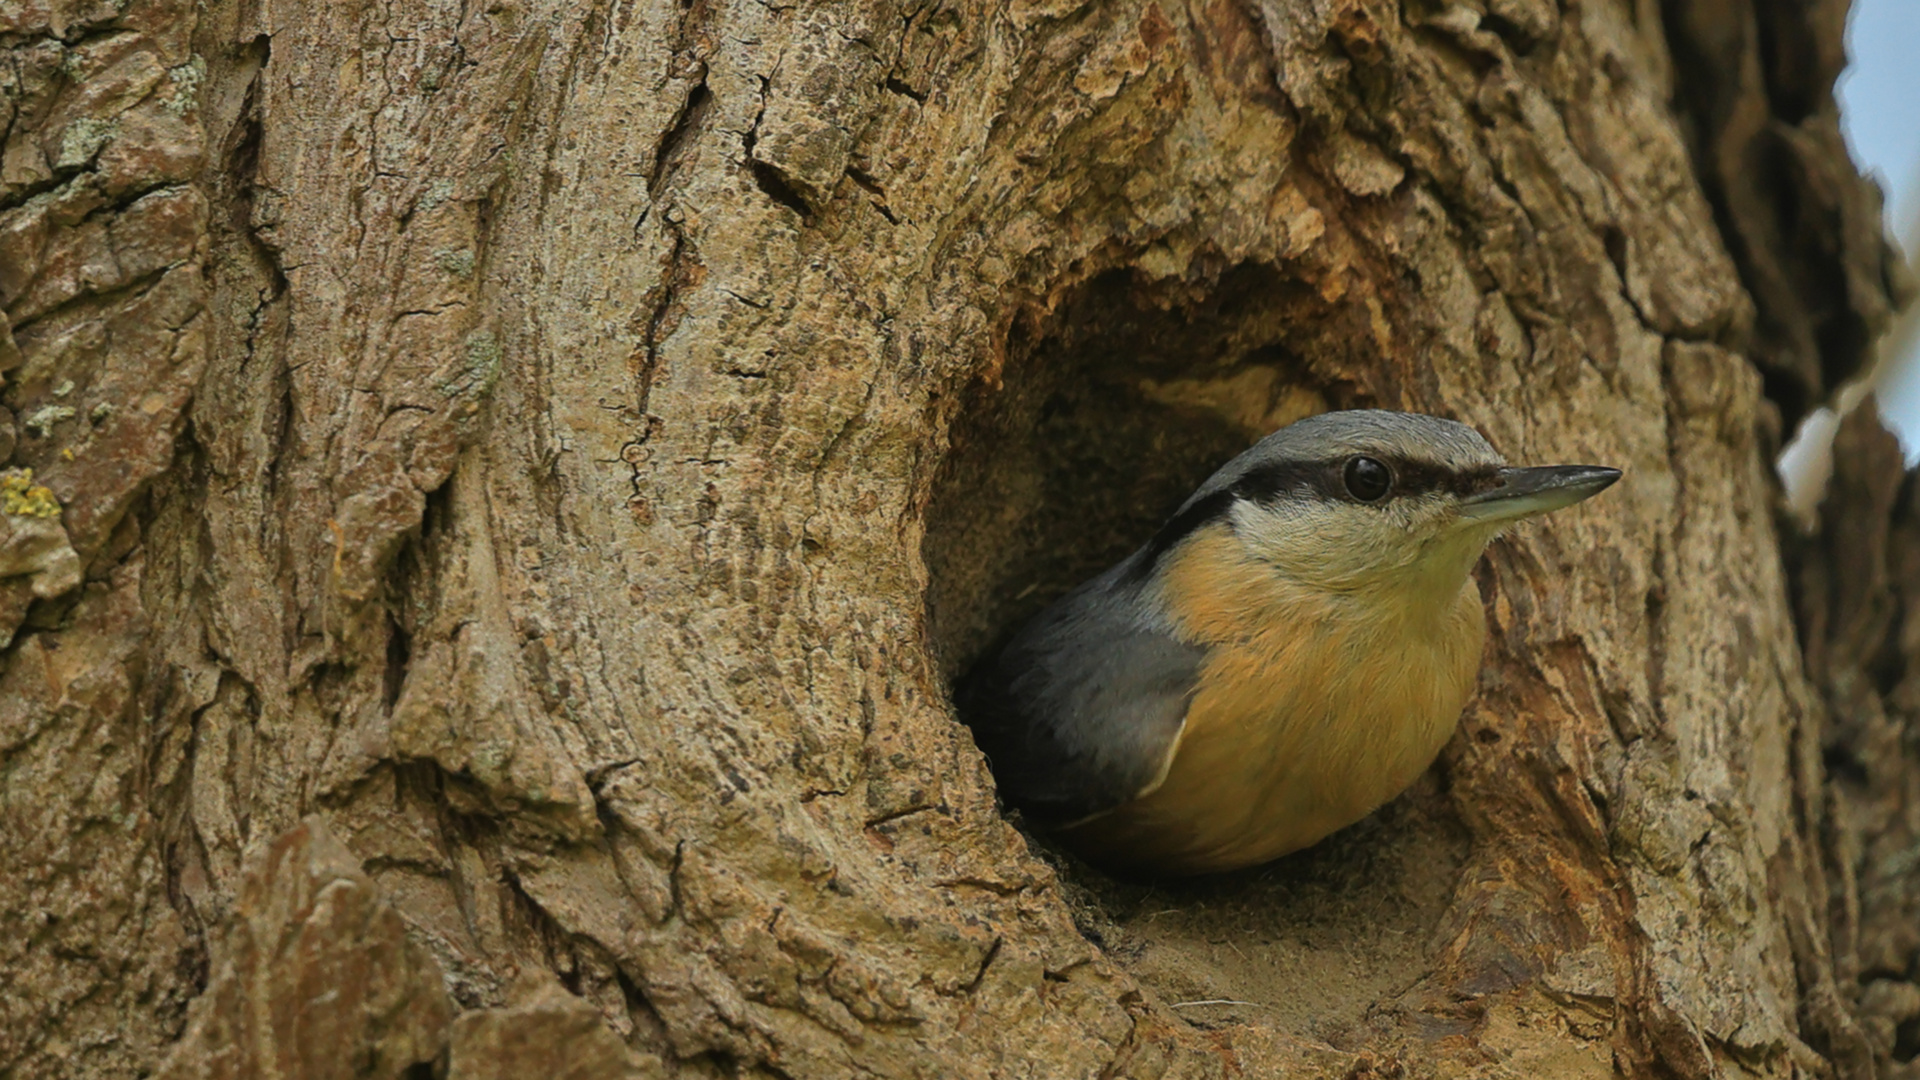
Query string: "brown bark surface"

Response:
xmin=2 ymin=0 xmax=1916 ymax=1076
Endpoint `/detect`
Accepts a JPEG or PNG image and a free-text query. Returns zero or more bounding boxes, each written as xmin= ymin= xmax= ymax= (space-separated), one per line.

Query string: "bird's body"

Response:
xmin=1064 ymin=521 xmax=1486 ymax=873
xmin=957 ymin=410 xmax=1617 ymax=876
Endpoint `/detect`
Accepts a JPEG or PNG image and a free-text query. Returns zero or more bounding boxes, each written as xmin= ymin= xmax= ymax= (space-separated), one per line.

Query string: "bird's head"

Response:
xmin=1147 ymin=410 xmax=1619 ymax=610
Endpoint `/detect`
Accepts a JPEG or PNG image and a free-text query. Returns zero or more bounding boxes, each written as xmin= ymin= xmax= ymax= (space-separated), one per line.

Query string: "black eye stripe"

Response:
xmin=1125 ymin=456 xmax=1504 ymax=582
xmin=1397 ymin=461 xmax=1503 ymax=498
xmin=1228 ymin=458 xmax=1500 ymax=504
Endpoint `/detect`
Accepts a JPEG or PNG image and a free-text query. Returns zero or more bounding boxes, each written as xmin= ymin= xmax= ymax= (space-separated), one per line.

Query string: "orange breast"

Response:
xmin=1062 ymin=527 xmax=1486 ymax=875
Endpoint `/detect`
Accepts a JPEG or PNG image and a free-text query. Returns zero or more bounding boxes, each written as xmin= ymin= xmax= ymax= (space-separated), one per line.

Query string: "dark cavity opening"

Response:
xmin=924 ymin=263 xmax=1336 ymax=682
xmin=1896 ymin=1014 xmax=1920 ymax=1064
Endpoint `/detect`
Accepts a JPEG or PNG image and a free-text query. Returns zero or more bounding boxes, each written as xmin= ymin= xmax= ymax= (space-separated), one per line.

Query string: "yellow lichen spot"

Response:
xmin=61 ymin=448 xmax=75 ymax=461
xmin=1 ymin=469 xmax=62 ymax=518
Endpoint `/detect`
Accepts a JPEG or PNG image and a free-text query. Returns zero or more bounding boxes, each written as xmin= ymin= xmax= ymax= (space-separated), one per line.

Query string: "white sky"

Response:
xmin=1838 ymin=0 xmax=1920 ymax=458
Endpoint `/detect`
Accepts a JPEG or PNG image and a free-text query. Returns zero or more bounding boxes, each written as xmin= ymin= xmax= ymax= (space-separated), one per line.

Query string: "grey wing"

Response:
xmin=957 ymin=578 xmax=1204 ymax=826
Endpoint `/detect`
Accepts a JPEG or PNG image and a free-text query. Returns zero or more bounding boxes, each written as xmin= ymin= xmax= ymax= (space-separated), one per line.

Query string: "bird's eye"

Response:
xmin=1343 ymin=456 xmax=1392 ymax=502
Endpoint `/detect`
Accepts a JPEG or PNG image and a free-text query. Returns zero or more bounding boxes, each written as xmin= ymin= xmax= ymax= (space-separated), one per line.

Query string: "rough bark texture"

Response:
xmin=2 ymin=0 xmax=1916 ymax=1077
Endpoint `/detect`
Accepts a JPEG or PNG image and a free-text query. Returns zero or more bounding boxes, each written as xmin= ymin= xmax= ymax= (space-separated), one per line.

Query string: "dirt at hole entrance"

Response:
xmin=1031 ymin=776 xmax=1470 ymax=1046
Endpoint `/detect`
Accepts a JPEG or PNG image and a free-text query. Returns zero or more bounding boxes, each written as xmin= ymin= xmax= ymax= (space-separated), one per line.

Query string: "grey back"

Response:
xmin=956 ymin=553 xmax=1204 ymax=825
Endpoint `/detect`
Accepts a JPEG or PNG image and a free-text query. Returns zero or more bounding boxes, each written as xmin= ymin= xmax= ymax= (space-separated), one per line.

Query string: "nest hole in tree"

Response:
xmin=921 ymin=264 xmax=1472 ymax=1045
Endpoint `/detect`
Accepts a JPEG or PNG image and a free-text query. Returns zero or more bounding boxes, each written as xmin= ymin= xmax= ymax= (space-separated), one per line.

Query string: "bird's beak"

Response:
xmin=1458 ymin=465 xmax=1621 ymax=525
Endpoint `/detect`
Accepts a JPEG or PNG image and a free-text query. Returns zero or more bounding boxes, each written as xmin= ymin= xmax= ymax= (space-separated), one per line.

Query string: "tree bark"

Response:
xmin=3 ymin=0 xmax=1916 ymax=1076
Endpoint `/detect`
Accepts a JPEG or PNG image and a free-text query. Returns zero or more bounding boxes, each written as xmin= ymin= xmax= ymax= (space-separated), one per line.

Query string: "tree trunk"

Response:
xmin=3 ymin=0 xmax=1916 ymax=1076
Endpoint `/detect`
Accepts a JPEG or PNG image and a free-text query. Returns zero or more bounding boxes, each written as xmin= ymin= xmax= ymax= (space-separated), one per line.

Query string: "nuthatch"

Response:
xmin=957 ymin=410 xmax=1619 ymax=876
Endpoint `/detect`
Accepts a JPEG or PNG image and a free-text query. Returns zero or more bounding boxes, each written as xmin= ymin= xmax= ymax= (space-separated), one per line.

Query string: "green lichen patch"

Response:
xmin=163 ymin=57 xmax=208 ymax=117
xmin=55 ymin=117 xmax=118 ymax=171
xmin=441 ymin=330 xmax=502 ymax=400
xmin=23 ymin=405 xmax=76 ymax=438
xmin=434 ymin=248 xmax=476 ymax=278
xmin=418 ymin=178 xmax=456 ymax=214
xmin=2 ymin=469 xmax=61 ymax=518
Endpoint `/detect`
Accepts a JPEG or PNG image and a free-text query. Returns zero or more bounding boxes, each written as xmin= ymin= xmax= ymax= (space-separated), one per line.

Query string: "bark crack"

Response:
xmin=647 ymin=66 xmax=711 ymax=199
xmin=740 ymin=75 xmax=814 ymax=221
xmin=963 ymin=937 xmax=1002 ymax=996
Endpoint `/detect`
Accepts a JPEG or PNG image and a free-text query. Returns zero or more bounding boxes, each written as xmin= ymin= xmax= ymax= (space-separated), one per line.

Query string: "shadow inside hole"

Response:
xmin=922 ymin=263 xmax=1471 ymax=1044
xmin=923 ymin=264 xmax=1334 ymax=681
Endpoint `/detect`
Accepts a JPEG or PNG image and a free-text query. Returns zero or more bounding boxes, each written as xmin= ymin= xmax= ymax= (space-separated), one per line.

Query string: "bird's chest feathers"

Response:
xmin=1140 ymin=528 xmax=1485 ymax=861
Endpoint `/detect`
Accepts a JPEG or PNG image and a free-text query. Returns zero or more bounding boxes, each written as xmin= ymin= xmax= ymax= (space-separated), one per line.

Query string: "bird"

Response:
xmin=954 ymin=410 xmax=1620 ymax=876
